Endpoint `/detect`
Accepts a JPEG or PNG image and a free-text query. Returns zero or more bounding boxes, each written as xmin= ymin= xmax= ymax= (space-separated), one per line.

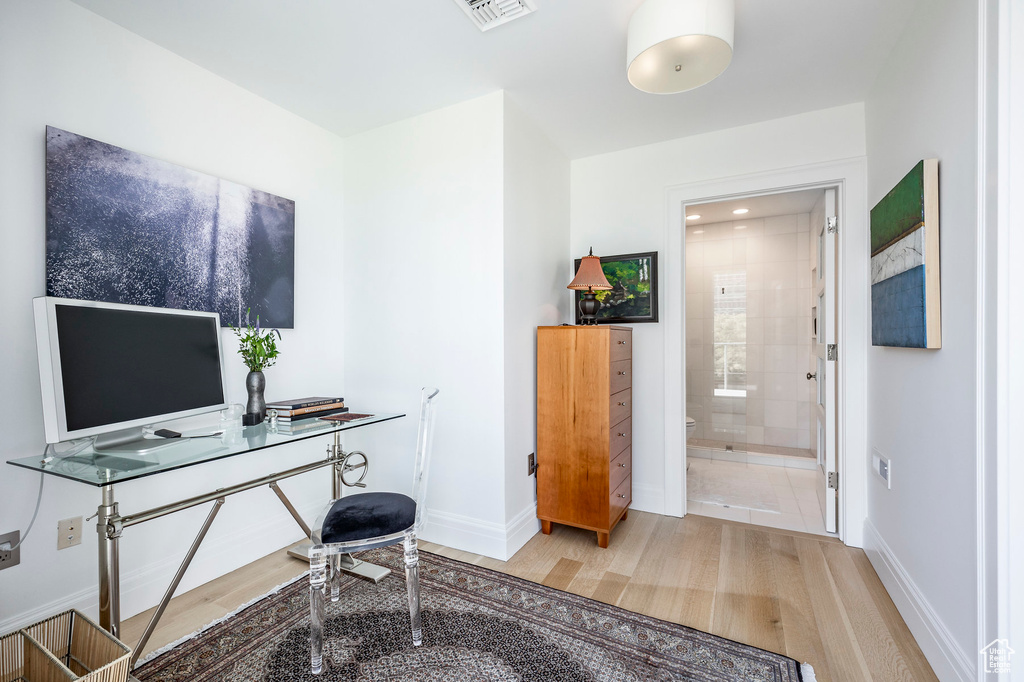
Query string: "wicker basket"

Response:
xmin=0 ymin=610 xmax=130 ymax=682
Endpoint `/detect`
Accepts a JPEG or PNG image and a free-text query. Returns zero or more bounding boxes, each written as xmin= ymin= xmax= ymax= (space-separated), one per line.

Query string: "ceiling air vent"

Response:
xmin=454 ymin=0 xmax=536 ymax=32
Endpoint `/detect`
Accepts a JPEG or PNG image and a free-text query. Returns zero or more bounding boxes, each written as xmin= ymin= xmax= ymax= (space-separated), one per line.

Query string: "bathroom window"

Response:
xmin=713 ymin=272 xmax=747 ymax=397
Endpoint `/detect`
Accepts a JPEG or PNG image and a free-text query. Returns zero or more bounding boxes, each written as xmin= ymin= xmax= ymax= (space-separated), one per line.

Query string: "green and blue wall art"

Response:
xmin=870 ymin=159 xmax=941 ymax=349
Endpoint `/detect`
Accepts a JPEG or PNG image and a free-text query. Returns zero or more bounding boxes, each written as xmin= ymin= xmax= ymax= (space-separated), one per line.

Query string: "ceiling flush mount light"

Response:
xmin=732 ymin=208 xmax=749 ymax=215
xmin=627 ymin=0 xmax=735 ymax=94
xmin=686 ymin=214 xmax=701 ymax=221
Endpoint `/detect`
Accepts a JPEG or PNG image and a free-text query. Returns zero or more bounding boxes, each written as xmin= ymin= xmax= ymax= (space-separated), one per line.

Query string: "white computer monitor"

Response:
xmin=34 ymin=296 xmax=228 ymax=453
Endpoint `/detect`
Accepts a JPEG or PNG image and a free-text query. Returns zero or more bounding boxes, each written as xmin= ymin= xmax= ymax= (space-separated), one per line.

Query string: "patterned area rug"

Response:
xmin=135 ymin=547 xmax=806 ymax=681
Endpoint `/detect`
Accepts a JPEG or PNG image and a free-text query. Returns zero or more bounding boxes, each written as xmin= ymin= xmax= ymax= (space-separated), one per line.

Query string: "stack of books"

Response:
xmin=266 ymin=397 xmax=348 ymax=433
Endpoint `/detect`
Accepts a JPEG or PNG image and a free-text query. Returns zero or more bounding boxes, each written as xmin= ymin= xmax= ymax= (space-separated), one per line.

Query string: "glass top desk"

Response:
xmin=6 ymin=413 xmax=403 ymax=664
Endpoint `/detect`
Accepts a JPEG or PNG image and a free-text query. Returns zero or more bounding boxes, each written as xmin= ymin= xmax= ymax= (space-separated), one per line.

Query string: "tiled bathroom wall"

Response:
xmin=685 ymin=212 xmax=816 ymax=454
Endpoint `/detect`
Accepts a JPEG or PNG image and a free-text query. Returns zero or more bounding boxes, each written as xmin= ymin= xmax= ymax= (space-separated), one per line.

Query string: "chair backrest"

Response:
xmin=411 ymin=387 xmax=439 ymax=529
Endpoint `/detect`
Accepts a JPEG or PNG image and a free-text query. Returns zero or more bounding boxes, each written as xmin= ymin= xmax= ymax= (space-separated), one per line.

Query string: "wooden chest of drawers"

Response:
xmin=536 ymin=325 xmax=632 ymax=548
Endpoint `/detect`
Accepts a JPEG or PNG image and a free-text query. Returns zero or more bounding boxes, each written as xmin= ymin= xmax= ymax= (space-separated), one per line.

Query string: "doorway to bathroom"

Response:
xmin=683 ymin=186 xmax=838 ymax=536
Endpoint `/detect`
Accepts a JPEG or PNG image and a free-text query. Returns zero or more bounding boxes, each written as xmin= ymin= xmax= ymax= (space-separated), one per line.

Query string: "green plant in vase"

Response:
xmin=231 ymin=311 xmax=282 ymax=423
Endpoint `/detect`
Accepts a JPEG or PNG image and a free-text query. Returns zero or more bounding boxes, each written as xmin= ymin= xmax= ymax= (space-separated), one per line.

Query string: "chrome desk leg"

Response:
xmin=269 ymin=482 xmax=312 ymax=538
xmin=97 ymin=485 xmax=121 ymax=637
xmin=131 ymin=498 xmax=225 ymax=667
xmin=332 ymin=432 xmax=343 ymax=499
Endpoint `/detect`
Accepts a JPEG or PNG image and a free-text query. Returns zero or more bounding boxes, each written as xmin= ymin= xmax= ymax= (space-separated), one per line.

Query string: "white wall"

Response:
xmin=501 ymin=98 xmax=570 ymax=555
xmin=341 ymin=92 xmax=571 ymax=562
xmin=570 ymin=104 xmax=866 ymax=515
xmin=862 ymin=0 xmax=980 ymax=678
xmin=0 ymin=0 xmax=347 ymax=631
xmin=340 ymin=93 xmax=510 ymax=557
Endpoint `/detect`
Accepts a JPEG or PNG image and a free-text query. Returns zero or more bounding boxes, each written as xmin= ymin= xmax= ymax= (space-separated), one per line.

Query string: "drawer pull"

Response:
xmin=617 ymin=432 xmax=628 ymax=437
xmin=617 ymin=401 xmax=627 ymax=406
xmin=618 ymin=340 xmax=626 ymax=344
xmin=618 ymin=493 xmax=627 ymax=498
xmin=618 ymin=371 xmax=627 ymax=376
xmin=619 ymin=462 xmax=627 ymax=467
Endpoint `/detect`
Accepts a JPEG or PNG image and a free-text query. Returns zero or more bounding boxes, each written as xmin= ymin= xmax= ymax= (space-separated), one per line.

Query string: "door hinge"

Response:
xmin=826 ymin=216 xmax=838 ymax=234
xmin=827 ymin=343 xmax=838 ymax=361
xmin=827 ymin=471 xmax=839 ymax=490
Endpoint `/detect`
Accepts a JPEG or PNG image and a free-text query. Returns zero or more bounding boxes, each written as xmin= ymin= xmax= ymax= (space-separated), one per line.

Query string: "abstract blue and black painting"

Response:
xmin=870 ymin=159 xmax=941 ymax=349
xmin=45 ymin=126 xmax=295 ymax=328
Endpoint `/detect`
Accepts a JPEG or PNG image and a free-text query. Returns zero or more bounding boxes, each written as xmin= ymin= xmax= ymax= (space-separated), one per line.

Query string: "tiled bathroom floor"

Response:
xmin=686 ymin=457 xmax=831 ymax=536
xmin=687 ymin=438 xmax=815 ymax=460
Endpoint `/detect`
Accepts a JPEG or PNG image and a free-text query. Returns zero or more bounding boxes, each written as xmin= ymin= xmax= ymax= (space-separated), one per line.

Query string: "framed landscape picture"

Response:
xmin=574 ymin=251 xmax=658 ymax=324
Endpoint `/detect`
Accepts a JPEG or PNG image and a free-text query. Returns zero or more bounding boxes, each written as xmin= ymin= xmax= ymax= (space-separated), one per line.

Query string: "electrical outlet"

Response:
xmin=0 ymin=530 xmax=21 ymax=570
xmin=57 ymin=516 xmax=83 ymax=550
xmin=527 ymin=453 xmax=537 ymax=476
xmin=872 ymin=447 xmax=891 ymax=489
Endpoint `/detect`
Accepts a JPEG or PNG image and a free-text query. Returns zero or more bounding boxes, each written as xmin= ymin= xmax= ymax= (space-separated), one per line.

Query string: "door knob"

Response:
xmin=806 ymin=372 xmax=817 ymax=380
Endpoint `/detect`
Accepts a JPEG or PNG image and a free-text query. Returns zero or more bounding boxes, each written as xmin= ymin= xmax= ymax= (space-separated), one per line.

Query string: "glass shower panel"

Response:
xmin=711 ymin=271 xmax=747 ymax=448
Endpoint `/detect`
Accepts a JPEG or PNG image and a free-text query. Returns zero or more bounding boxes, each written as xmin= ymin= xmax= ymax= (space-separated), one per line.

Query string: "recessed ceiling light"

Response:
xmin=734 ymin=225 xmax=747 ymax=230
xmin=732 ymin=208 xmax=749 ymax=215
xmin=693 ymin=230 xmax=705 ymax=234
xmin=686 ymin=214 xmax=701 ymax=221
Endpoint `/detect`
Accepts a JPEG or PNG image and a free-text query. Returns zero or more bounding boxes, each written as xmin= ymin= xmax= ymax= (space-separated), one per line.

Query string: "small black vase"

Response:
xmin=245 ymin=370 xmax=266 ymax=424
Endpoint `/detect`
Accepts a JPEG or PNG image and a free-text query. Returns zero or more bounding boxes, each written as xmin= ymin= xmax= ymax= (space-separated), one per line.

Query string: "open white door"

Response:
xmin=813 ymin=188 xmax=838 ymax=534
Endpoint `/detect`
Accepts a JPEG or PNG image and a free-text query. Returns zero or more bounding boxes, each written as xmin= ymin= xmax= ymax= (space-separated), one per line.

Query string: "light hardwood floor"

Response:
xmin=123 ymin=511 xmax=936 ymax=681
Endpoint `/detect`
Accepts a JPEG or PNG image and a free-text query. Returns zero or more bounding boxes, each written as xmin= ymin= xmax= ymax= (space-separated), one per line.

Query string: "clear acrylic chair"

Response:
xmin=308 ymin=387 xmax=439 ymax=675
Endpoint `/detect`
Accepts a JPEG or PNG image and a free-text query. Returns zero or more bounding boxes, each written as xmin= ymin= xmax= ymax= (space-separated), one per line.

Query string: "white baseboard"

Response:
xmin=421 ymin=503 xmax=542 ymax=562
xmin=862 ymin=519 xmax=974 ymax=681
xmin=0 ymin=583 xmax=98 ymax=635
xmin=503 ymin=504 xmax=541 ymax=558
xmin=0 ymin=501 xmax=319 ymax=636
xmin=420 ymin=508 xmax=509 ymax=560
xmin=631 ymin=483 xmax=665 ymax=515
xmin=118 ymin=503 xmax=316 ymax=615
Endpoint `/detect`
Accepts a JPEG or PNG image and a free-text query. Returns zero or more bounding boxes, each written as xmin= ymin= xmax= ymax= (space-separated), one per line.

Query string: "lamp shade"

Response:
xmin=568 ymin=251 xmax=613 ymax=291
xmin=627 ymin=0 xmax=734 ymax=95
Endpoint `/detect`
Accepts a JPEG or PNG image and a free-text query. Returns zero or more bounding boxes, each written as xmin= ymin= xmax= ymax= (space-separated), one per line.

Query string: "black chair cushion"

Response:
xmin=321 ymin=492 xmax=416 ymax=544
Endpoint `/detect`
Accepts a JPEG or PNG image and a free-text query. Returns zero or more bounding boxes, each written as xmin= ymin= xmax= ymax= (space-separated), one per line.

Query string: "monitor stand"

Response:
xmin=93 ymin=427 xmax=180 ymax=455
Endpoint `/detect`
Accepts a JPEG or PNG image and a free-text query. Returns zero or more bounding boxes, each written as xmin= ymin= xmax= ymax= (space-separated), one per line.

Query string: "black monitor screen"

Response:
xmin=55 ymin=305 xmax=225 ymax=432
